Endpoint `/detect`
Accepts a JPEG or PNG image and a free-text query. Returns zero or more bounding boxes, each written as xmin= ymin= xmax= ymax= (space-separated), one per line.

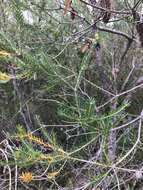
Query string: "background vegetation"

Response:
xmin=0 ymin=0 xmax=143 ymax=189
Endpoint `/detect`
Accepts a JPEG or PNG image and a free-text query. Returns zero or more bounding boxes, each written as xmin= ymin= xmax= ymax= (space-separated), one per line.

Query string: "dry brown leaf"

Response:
xmin=64 ymin=0 xmax=72 ymax=15
xmin=80 ymin=41 xmax=91 ymax=53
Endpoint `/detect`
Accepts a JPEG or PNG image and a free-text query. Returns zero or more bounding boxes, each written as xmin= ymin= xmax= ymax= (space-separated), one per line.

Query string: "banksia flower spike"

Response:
xmin=19 ymin=172 xmax=33 ymax=183
xmin=26 ymin=133 xmax=54 ymax=150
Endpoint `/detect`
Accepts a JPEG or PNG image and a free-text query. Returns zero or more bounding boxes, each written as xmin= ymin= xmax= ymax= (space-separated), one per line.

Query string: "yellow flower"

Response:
xmin=47 ymin=171 xmax=59 ymax=179
xmin=19 ymin=172 xmax=33 ymax=183
xmin=39 ymin=154 xmax=54 ymax=163
xmin=0 ymin=71 xmax=12 ymax=82
xmin=0 ymin=50 xmax=12 ymax=57
xmin=95 ymin=33 xmax=100 ymax=41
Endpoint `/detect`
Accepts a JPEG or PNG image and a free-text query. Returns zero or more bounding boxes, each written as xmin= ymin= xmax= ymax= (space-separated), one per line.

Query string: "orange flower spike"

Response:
xmin=25 ymin=133 xmax=54 ymax=150
xmin=19 ymin=172 xmax=33 ymax=183
xmin=35 ymin=137 xmax=43 ymax=144
xmin=26 ymin=133 xmax=32 ymax=139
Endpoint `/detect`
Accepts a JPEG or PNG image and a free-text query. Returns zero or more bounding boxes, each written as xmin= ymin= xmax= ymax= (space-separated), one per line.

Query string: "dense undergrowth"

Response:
xmin=0 ymin=0 xmax=143 ymax=189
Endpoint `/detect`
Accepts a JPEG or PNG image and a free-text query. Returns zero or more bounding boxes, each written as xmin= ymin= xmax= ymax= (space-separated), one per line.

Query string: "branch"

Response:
xmin=97 ymin=26 xmax=135 ymax=41
xmin=79 ymin=0 xmax=132 ymax=15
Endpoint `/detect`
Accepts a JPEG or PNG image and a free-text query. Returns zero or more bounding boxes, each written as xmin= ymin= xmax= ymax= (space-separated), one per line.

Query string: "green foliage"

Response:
xmin=0 ymin=0 xmax=143 ymax=189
